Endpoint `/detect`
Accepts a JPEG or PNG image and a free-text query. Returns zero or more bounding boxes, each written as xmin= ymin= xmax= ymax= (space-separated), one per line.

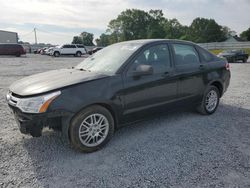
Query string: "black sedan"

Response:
xmin=218 ymin=50 xmax=249 ymax=63
xmin=6 ymin=39 xmax=230 ymax=152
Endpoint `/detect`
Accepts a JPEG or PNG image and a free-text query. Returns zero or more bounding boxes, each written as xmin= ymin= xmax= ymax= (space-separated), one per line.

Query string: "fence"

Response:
xmin=198 ymin=42 xmax=250 ymax=50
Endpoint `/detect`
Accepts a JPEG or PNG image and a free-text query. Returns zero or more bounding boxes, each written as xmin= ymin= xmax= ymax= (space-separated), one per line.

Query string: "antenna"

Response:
xmin=34 ymin=27 xmax=38 ymax=44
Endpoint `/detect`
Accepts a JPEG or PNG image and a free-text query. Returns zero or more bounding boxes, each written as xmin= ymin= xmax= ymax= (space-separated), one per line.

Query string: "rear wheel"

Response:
xmin=69 ymin=105 xmax=114 ymax=152
xmin=16 ymin=52 xmax=21 ymax=57
xmin=197 ymin=85 xmax=220 ymax=115
xmin=243 ymin=58 xmax=247 ymax=63
xmin=76 ymin=51 xmax=82 ymax=57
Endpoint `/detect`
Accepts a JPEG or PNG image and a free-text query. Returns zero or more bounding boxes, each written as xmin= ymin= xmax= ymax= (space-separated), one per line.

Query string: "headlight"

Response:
xmin=16 ymin=91 xmax=61 ymax=113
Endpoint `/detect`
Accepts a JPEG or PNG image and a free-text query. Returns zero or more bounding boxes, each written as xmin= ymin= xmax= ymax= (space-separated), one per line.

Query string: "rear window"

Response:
xmin=172 ymin=43 xmax=200 ymax=65
xmin=197 ymin=46 xmax=214 ymax=62
xmin=63 ymin=45 xmax=76 ymax=48
xmin=76 ymin=45 xmax=85 ymax=48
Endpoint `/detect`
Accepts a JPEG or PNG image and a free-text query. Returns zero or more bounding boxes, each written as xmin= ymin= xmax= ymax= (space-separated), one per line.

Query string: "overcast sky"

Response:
xmin=0 ymin=0 xmax=249 ymax=45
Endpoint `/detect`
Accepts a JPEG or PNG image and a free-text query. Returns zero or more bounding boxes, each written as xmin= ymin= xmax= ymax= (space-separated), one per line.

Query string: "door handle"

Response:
xmin=199 ymin=64 xmax=205 ymax=70
xmin=161 ymin=72 xmax=170 ymax=78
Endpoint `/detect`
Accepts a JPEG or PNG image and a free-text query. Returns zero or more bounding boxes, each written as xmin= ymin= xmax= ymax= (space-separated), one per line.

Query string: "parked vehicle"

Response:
xmin=218 ymin=50 xmax=249 ymax=63
xmin=44 ymin=47 xmax=54 ymax=55
xmin=6 ymin=39 xmax=230 ymax=152
xmin=88 ymin=47 xmax=103 ymax=55
xmin=40 ymin=47 xmax=48 ymax=55
xmin=0 ymin=43 xmax=26 ymax=57
xmin=50 ymin=44 xmax=87 ymax=57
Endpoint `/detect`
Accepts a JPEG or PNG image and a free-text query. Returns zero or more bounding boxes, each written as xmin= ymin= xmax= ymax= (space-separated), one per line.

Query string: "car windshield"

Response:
xmin=75 ymin=42 xmax=142 ymax=74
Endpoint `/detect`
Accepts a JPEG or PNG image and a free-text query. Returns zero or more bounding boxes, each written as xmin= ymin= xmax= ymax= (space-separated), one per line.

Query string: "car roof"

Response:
xmin=118 ymin=39 xmax=196 ymax=46
xmin=0 ymin=43 xmax=21 ymax=45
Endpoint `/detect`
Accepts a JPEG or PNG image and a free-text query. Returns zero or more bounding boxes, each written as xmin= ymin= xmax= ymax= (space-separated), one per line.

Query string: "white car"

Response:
xmin=51 ymin=44 xmax=87 ymax=57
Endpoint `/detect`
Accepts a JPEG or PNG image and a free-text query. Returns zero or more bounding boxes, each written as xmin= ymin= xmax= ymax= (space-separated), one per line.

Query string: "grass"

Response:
xmin=209 ymin=48 xmax=250 ymax=55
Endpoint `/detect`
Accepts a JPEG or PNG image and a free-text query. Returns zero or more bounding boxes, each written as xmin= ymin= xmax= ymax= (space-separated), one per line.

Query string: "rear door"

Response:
xmin=171 ymin=43 xmax=204 ymax=103
xmin=61 ymin=45 xmax=76 ymax=54
xmin=76 ymin=45 xmax=87 ymax=54
xmin=0 ymin=44 xmax=4 ymax=55
xmin=5 ymin=44 xmax=13 ymax=55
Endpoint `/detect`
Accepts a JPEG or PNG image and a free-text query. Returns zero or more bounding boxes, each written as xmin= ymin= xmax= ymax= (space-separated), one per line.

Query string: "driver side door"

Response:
xmin=121 ymin=43 xmax=178 ymax=122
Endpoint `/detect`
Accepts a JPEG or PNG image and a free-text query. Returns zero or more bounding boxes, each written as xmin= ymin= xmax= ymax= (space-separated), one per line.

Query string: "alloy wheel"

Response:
xmin=205 ymin=90 xmax=218 ymax=112
xmin=78 ymin=113 xmax=109 ymax=147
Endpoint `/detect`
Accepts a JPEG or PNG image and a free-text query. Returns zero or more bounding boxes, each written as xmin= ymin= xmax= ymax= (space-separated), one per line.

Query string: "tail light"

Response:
xmin=225 ymin=62 xmax=230 ymax=70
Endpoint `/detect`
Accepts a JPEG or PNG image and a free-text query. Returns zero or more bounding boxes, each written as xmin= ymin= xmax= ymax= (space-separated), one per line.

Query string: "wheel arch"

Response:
xmin=64 ymin=102 xmax=118 ymax=140
xmin=209 ymin=80 xmax=223 ymax=97
xmin=54 ymin=51 xmax=60 ymax=55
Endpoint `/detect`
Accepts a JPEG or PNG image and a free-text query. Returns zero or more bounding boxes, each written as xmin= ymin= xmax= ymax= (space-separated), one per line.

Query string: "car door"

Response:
xmin=121 ymin=43 xmax=178 ymax=121
xmin=60 ymin=45 xmax=67 ymax=54
xmin=61 ymin=45 xmax=74 ymax=54
xmin=171 ymin=43 xmax=204 ymax=104
xmin=0 ymin=44 xmax=2 ymax=55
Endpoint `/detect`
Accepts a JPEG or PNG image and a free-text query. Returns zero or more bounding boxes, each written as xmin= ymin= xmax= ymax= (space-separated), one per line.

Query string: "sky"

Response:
xmin=0 ymin=0 xmax=249 ymax=45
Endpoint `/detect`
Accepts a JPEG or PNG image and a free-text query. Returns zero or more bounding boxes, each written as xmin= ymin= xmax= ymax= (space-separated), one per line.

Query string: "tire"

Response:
xmin=243 ymin=58 xmax=247 ymax=63
xmin=76 ymin=51 xmax=82 ymax=57
xmin=16 ymin=52 xmax=21 ymax=57
xmin=69 ymin=105 xmax=115 ymax=152
xmin=197 ymin=85 xmax=220 ymax=115
xmin=54 ymin=51 xmax=60 ymax=57
xmin=30 ymin=126 xmax=42 ymax=137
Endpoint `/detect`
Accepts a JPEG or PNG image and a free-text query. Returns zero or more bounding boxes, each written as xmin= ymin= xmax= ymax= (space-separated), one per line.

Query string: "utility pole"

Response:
xmin=34 ymin=28 xmax=37 ymax=44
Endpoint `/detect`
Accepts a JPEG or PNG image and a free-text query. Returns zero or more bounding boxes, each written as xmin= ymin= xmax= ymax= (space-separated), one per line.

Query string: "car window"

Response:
xmin=69 ymin=45 xmax=76 ymax=48
xmin=63 ymin=45 xmax=71 ymax=48
xmin=129 ymin=44 xmax=171 ymax=74
xmin=172 ymin=44 xmax=200 ymax=65
xmin=197 ymin=46 xmax=214 ymax=62
xmin=76 ymin=45 xmax=85 ymax=48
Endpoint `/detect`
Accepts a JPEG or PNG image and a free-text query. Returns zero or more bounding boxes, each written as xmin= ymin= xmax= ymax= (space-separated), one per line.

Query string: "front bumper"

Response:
xmin=10 ymin=107 xmax=45 ymax=134
xmin=8 ymin=104 xmax=73 ymax=135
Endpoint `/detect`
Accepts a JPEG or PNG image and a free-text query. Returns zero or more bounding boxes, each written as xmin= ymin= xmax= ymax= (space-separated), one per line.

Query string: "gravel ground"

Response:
xmin=0 ymin=54 xmax=250 ymax=188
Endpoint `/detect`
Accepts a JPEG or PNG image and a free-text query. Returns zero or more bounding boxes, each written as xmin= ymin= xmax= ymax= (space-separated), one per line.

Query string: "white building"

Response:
xmin=0 ymin=30 xmax=18 ymax=43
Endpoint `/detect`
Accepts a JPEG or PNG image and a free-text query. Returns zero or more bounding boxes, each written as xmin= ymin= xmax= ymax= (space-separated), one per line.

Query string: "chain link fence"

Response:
xmin=198 ymin=42 xmax=250 ymax=50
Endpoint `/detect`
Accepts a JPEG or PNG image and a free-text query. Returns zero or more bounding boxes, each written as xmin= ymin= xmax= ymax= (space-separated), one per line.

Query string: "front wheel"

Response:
xmin=53 ymin=51 xmax=60 ymax=57
xmin=197 ymin=86 xmax=220 ymax=115
xmin=69 ymin=105 xmax=114 ymax=152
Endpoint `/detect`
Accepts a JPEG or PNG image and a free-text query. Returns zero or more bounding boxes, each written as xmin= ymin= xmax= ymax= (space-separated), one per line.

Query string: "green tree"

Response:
xmin=188 ymin=18 xmax=226 ymax=43
xmin=240 ymin=27 xmax=250 ymax=41
xmin=164 ymin=18 xmax=187 ymax=39
xmin=96 ymin=9 xmax=233 ymax=44
xmin=147 ymin=10 xmax=166 ymax=38
xmin=72 ymin=36 xmax=83 ymax=44
xmin=95 ymin=33 xmax=111 ymax=46
xmin=107 ymin=9 xmax=154 ymax=42
xmin=80 ymin=32 xmax=94 ymax=46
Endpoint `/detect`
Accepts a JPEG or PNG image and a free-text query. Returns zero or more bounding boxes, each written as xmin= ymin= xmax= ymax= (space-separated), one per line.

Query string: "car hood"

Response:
xmin=9 ymin=68 xmax=109 ymax=96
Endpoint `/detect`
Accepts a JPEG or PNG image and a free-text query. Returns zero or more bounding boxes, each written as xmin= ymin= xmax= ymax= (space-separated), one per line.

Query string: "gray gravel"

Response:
xmin=0 ymin=54 xmax=250 ymax=188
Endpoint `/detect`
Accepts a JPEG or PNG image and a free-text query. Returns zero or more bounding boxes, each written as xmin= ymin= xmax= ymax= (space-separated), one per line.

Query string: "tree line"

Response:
xmin=72 ymin=9 xmax=250 ymax=46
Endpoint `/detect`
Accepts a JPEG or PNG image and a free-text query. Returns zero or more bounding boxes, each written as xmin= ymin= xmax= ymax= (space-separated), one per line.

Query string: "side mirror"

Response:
xmin=132 ymin=64 xmax=153 ymax=77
